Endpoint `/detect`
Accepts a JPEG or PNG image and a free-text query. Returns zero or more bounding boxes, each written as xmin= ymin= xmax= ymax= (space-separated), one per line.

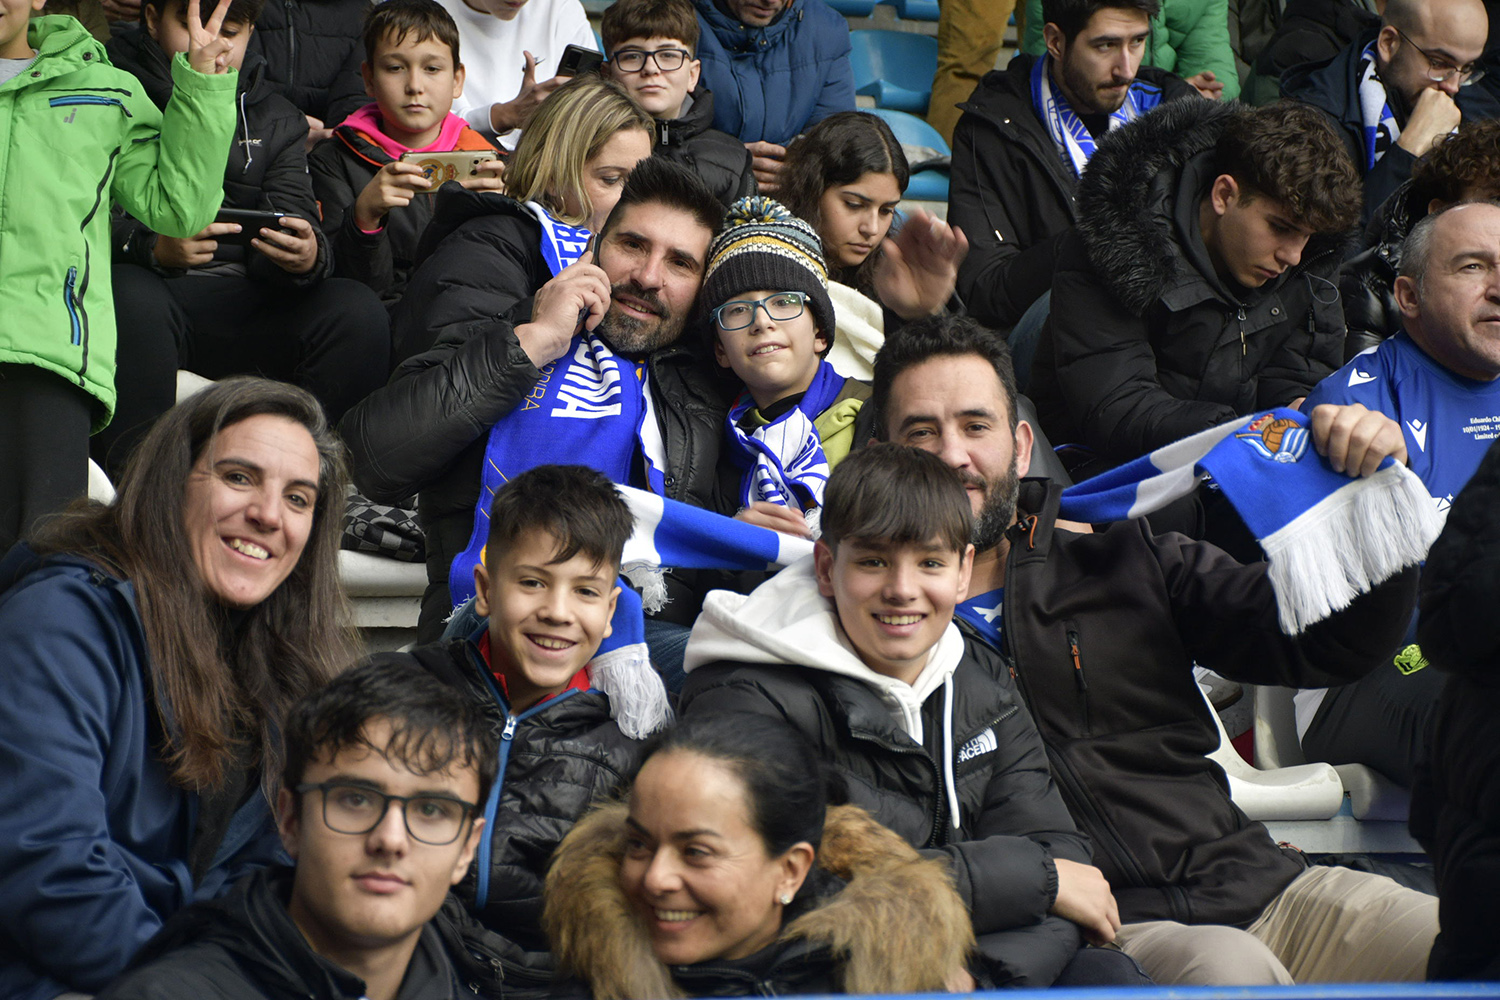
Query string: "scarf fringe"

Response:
xmin=588 ymin=643 xmax=673 ymax=740
xmin=1260 ymin=462 xmax=1441 ymax=633
xmin=623 ymin=565 xmax=671 ymax=615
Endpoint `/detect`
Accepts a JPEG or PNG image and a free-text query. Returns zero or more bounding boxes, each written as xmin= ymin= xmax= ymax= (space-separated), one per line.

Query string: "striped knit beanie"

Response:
xmin=703 ymin=196 xmax=837 ymax=349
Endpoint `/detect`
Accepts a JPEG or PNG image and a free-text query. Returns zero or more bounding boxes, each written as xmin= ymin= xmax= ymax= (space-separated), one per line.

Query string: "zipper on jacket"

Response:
xmin=850 ymin=728 xmax=949 ymax=847
xmin=48 ymin=94 xmax=130 ymax=115
xmin=1236 ymin=306 xmax=1247 ymax=357
xmin=1046 ymin=746 xmax=1152 ymax=889
xmin=63 ymin=267 xmax=82 ymax=346
xmin=284 ymin=0 xmax=297 ymax=88
xmin=1066 ymin=625 xmax=1090 ymax=737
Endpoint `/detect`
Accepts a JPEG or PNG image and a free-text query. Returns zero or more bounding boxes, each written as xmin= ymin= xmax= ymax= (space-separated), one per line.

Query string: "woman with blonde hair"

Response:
xmin=391 ymin=73 xmax=655 ymax=361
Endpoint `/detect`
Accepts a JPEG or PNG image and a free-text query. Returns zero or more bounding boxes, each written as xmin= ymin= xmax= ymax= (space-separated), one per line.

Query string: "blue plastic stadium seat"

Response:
xmin=848 ymin=30 xmax=938 ymax=114
xmin=879 ymin=0 xmax=940 ymax=21
xmin=827 ymin=0 xmax=879 ymax=14
xmin=864 ymin=108 xmax=949 ymax=201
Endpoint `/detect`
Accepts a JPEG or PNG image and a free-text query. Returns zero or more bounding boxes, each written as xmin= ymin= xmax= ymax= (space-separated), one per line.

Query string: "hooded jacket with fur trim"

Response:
xmin=677 ymin=558 xmax=1091 ymax=987
xmin=544 ymin=802 xmax=975 ymax=998
xmin=1028 ymin=98 xmax=1348 ymax=464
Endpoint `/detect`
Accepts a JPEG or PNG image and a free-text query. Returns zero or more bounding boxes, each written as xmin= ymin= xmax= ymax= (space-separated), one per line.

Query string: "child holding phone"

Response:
xmin=310 ymin=0 xmax=503 ymax=304
xmin=94 ymin=0 xmax=390 ymax=479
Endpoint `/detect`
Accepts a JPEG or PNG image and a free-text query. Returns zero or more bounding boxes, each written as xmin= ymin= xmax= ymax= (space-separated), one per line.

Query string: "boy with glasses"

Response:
xmin=98 ymin=659 xmax=509 ymax=1000
xmin=704 ymin=199 xmax=872 ymax=539
xmin=602 ymin=0 xmax=754 ymax=207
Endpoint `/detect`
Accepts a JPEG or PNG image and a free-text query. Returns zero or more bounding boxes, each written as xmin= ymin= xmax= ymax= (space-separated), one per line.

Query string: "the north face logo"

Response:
xmin=957 ymin=728 xmax=997 ymax=763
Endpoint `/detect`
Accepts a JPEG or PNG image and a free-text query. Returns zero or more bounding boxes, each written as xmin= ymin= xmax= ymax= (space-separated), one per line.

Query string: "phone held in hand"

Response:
xmin=214 ymin=207 xmax=290 ymax=247
xmin=556 ymin=44 xmax=603 ymax=77
xmin=399 ymin=149 xmax=500 ymax=185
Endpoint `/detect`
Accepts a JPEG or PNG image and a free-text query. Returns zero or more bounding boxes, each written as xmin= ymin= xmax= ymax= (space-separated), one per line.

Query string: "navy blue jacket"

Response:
xmin=0 ymin=545 xmax=283 ymax=1000
xmin=694 ymin=0 xmax=855 ymax=146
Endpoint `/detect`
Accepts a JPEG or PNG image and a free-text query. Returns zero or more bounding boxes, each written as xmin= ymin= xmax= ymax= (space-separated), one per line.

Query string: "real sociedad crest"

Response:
xmin=1235 ymin=414 xmax=1309 ymax=463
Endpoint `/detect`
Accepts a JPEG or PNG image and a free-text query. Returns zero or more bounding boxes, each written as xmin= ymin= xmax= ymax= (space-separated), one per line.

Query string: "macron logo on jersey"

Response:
xmin=1407 ymin=419 xmax=1428 ymax=452
xmin=957 ymin=728 xmax=998 ymax=764
xmin=1348 ymin=368 xmax=1377 ymax=387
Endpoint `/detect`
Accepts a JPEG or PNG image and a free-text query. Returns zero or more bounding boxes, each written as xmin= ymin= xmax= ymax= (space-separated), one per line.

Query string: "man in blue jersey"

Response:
xmin=1297 ymin=200 xmax=1500 ymax=787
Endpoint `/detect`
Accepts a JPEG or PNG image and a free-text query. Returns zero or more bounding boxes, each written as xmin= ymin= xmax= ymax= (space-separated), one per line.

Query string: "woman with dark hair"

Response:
xmin=0 ymin=377 xmax=360 ymax=1000
xmin=778 ymin=111 xmax=968 ymax=376
xmin=544 ymin=712 xmax=977 ymax=998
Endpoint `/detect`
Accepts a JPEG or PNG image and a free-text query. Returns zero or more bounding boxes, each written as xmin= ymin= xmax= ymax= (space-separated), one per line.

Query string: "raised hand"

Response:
xmin=490 ymin=51 xmax=567 ymax=134
xmin=515 ymin=252 xmax=612 ymax=367
xmin=873 ymin=211 xmax=969 ymax=320
xmin=185 ymin=0 xmax=238 ymax=74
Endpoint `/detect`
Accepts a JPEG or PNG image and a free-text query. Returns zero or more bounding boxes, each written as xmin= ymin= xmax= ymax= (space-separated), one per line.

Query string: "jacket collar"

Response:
xmin=1075 ymin=97 xmax=1346 ymax=315
xmin=701 ymin=0 xmax=805 ymax=50
xmin=654 ymin=84 xmax=718 ymax=146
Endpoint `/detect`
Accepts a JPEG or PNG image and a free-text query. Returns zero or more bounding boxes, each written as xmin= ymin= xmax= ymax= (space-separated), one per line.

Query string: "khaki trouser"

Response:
xmin=1115 ymin=865 xmax=1438 ymax=985
xmin=929 ymin=0 xmax=1017 ymax=144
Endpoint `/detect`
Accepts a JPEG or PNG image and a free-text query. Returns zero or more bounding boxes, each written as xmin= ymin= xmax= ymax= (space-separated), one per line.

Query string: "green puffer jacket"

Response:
xmin=0 ymin=16 xmax=236 ymax=429
xmin=1021 ymin=0 xmax=1240 ymax=102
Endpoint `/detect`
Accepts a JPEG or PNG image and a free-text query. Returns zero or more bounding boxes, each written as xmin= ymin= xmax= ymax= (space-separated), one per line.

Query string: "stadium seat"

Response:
xmin=827 ymin=0 xmax=879 ymax=14
xmin=877 ymin=0 xmax=940 ymax=21
xmin=1204 ymin=684 xmax=1345 ymax=822
xmin=849 ymin=30 xmax=937 ymax=114
xmin=863 ymin=108 xmax=949 ymax=202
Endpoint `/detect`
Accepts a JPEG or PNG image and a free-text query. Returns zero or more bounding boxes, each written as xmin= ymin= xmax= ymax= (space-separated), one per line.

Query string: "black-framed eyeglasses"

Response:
xmin=712 ymin=291 xmax=809 ymax=331
xmin=1393 ymin=27 xmax=1483 ymax=86
xmin=297 ymin=782 xmax=478 ymax=846
xmin=610 ymin=47 xmax=692 ymax=73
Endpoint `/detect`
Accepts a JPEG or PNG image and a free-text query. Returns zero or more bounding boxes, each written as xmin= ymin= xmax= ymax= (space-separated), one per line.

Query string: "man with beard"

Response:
xmin=342 ymin=158 xmax=728 ymax=644
xmin=872 ymin=314 xmax=1439 ymax=985
xmin=947 ymin=0 xmax=1200 ymax=337
xmin=1283 ymin=0 xmax=1487 ymax=224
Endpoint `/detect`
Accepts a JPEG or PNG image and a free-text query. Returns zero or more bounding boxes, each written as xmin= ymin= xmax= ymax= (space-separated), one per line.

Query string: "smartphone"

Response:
xmin=214 ymin=207 xmax=288 ymax=246
xmin=399 ymin=149 xmax=500 ymax=185
xmin=556 ymin=44 xmax=603 ymax=77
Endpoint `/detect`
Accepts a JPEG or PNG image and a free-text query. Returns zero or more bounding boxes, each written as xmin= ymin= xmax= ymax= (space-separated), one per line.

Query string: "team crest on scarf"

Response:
xmin=1031 ymin=54 xmax=1163 ymax=177
xmin=1236 ymin=414 xmax=1310 ymax=463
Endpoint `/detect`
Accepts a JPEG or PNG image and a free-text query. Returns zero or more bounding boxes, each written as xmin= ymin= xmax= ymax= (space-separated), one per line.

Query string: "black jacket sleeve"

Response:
xmin=250 ymin=112 xmax=330 ymax=286
xmin=322 ymin=41 xmax=368 ymax=127
xmin=1153 ymin=525 xmax=1420 ymax=687
xmin=1339 ymin=245 xmax=1401 ymax=361
xmin=339 ymin=318 xmax=542 ymax=504
xmin=309 ymin=140 xmax=395 ymax=295
xmin=1047 ymin=229 xmax=1239 ymax=455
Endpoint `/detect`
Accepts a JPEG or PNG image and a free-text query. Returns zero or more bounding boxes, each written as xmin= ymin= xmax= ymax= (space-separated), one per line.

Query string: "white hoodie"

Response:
xmin=684 ymin=555 xmax=970 ymax=829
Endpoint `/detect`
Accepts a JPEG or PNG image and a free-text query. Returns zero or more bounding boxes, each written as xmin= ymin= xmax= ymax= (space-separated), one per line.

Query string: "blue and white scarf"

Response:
xmin=447 ymin=205 xmax=668 ymax=608
xmin=1358 ymin=42 xmax=1400 ymax=170
xmin=1056 ymin=409 xmax=1442 ymax=633
xmin=726 ymin=360 xmax=847 ymax=518
xmin=1031 ymin=54 xmax=1163 ymax=177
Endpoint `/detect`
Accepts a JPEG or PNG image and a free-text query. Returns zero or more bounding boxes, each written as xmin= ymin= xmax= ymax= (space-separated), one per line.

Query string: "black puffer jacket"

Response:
xmin=248 ymin=0 xmax=369 ymax=125
xmin=1029 ymin=98 xmax=1346 ymax=463
xmin=108 ymin=28 xmax=330 ymax=285
xmin=679 ymin=560 xmax=1091 ymax=988
xmin=308 ymin=114 xmax=499 ymax=305
xmin=1253 ymin=0 xmax=1379 ymax=85
xmin=1340 ymin=179 xmax=1424 ymax=360
xmin=1282 ymin=31 xmax=1415 ymax=223
xmin=653 ymin=85 xmax=756 ymax=209
xmin=388 ymin=188 xmax=554 ymax=362
xmin=1002 ymin=478 xmax=1418 ymax=926
xmin=386 ymin=640 xmax=656 ymax=979
xmin=948 ymin=53 xmax=1197 ymax=329
xmin=96 ymin=867 xmax=512 ymax=1000
xmin=1411 ymin=437 xmax=1500 ymax=981
xmin=340 ymin=300 xmax=728 ymax=641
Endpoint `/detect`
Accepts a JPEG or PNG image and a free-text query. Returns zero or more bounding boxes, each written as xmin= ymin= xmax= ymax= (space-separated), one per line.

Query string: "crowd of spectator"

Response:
xmin=3 ymin=0 xmax=1500 ymax=990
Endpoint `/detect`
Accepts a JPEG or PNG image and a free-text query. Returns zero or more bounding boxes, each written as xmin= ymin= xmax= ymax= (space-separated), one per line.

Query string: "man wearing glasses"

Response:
xmin=601 ymin=0 xmax=757 ymax=209
xmin=1284 ymin=0 xmax=1487 ymax=223
xmin=98 ymin=660 xmax=510 ymax=1000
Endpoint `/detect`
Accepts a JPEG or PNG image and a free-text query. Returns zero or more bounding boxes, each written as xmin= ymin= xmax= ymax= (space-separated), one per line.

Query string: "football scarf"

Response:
xmin=725 ymin=360 xmax=847 ymax=519
xmin=1032 ymin=54 xmax=1163 ymax=177
xmin=1358 ymin=42 xmax=1400 ymax=170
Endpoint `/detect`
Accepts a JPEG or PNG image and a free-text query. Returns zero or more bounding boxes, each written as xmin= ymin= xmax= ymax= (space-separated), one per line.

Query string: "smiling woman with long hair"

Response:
xmin=544 ymin=712 xmax=977 ymax=998
xmin=0 ymin=377 xmax=359 ymax=998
